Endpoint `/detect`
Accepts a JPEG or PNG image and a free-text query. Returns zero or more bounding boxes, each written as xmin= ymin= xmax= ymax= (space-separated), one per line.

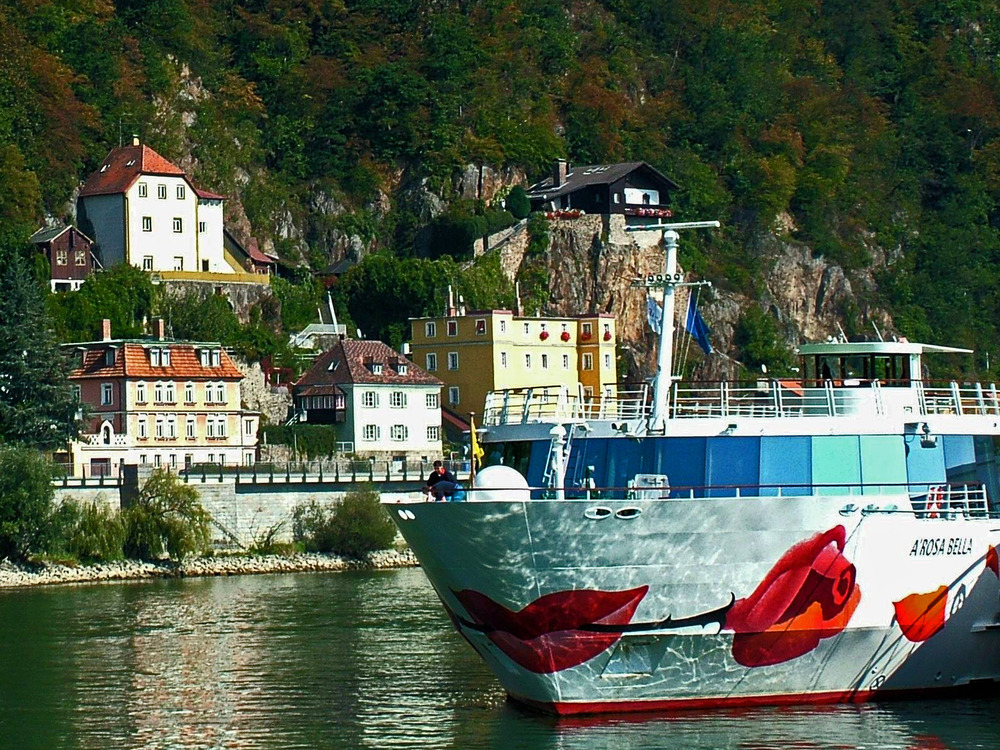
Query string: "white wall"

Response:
xmin=343 ymin=383 xmax=443 ymax=458
xmin=196 ymin=199 xmax=230 ymax=272
xmin=126 ymin=176 xmax=198 ymax=272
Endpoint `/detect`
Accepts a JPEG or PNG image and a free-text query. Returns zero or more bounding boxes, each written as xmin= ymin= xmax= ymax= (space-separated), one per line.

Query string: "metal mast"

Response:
xmin=626 ymin=220 xmax=720 ymax=431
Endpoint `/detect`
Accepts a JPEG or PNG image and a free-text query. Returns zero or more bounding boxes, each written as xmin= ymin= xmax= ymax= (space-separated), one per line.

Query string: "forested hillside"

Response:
xmin=2 ymin=0 xmax=1000 ymax=374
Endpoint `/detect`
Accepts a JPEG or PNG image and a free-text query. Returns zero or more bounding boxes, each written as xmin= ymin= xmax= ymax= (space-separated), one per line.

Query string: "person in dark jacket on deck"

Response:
xmin=424 ymin=461 xmax=458 ymax=501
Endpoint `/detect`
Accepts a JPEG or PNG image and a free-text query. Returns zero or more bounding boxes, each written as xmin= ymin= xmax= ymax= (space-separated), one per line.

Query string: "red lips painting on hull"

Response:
xmin=452 ymin=586 xmax=649 ymax=673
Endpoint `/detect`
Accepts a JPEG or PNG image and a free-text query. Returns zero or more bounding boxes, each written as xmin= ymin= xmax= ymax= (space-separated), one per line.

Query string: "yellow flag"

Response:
xmin=470 ymin=414 xmax=484 ymax=481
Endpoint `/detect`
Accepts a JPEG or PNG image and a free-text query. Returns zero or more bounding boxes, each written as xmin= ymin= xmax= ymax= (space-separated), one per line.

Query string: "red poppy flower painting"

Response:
xmin=452 ymin=586 xmax=648 ymax=674
xmin=724 ymin=525 xmax=862 ymax=667
xmin=893 ymin=586 xmax=947 ymax=642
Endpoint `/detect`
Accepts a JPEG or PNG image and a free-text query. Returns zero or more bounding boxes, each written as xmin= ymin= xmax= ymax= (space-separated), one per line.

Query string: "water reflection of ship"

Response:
xmin=390 ymin=221 xmax=1000 ymax=715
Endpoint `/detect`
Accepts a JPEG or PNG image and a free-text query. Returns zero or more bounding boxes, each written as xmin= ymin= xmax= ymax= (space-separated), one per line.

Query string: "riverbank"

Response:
xmin=0 ymin=548 xmax=419 ymax=589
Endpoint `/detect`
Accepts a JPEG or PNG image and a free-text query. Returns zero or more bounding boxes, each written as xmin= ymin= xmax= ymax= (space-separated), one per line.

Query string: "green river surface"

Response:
xmin=0 ymin=568 xmax=996 ymax=749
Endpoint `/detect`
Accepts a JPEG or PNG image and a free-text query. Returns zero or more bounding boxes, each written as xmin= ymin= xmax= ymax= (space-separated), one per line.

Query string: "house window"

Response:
xmin=75 ymin=250 xmax=86 ymax=266
xmin=523 ymin=322 xmax=530 ymax=335
xmin=371 ymin=362 xmax=383 ymax=375
xmin=176 ymin=185 xmax=186 ymax=200
xmin=199 ymin=221 xmax=206 ymax=233
xmin=427 ymin=425 xmax=440 ymax=441
xmin=172 ymin=218 xmax=182 ymax=233
xmin=154 ymin=382 xmax=164 ymax=402
xmin=448 ymin=386 xmax=460 ymax=405
xmin=425 ymin=321 xmax=437 ymax=338
xmin=169 ymin=454 xmax=177 ymax=468
xmin=541 ymin=354 xmax=549 ymax=369
xmin=363 ymin=424 xmax=379 ymax=441
xmin=214 ymin=383 xmax=225 ymax=403
xmin=583 ymin=353 xmax=594 ymax=371
xmin=150 ymin=349 xmax=160 ymax=366
xmin=154 ymin=454 xmax=162 ymax=466
xmin=447 ymin=320 xmax=458 ymax=336
xmin=157 ymin=184 xmax=167 ymax=199
xmin=167 ymin=416 xmax=177 ymax=438
xmin=397 ymin=364 xmax=407 ymax=375
xmin=500 ymin=351 xmax=508 ymax=368
xmin=71 ymin=384 xmax=81 ymax=401
xmin=499 ymin=319 xmax=507 ymax=334
xmin=185 ymin=382 xmax=195 ymax=403
xmin=211 ymin=350 xmax=221 ymax=367
xmin=186 ymin=417 xmax=196 ymax=439
xmin=475 ymin=319 xmax=486 ymax=335
xmin=101 ymin=383 xmax=113 ymax=405
xmin=55 ymin=249 xmax=68 ymax=266
xmin=390 ymin=425 xmax=408 ymax=442
xmin=605 ymin=353 xmax=612 ymax=369
xmin=104 ymin=348 xmax=116 ymax=367
xmin=582 ymin=322 xmax=593 ymax=338
xmin=244 ymin=452 xmax=254 ymax=466
xmin=447 ymin=352 xmax=459 ymax=370
xmin=142 ymin=217 xmax=152 ymax=232
xmin=215 ymin=416 xmax=226 ymax=438
xmin=140 ymin=454 xmax=147 ymax=464
xmin=426 ymin=393 xmax=439 ymax=408
xmin=389 ymin=392 xmax=407 ymax=408
xmin=603 ymin=323 xmax=611 ymax=338
xmin=524 ymin=353 xmax=532 ymax=369
xmin=164 ymin=383 xmax=176 ymax=403
xmin=138 ymin=183 xmax=148 ymax=198
xmin=136 ymin=382 xmax=147 ymax=403
xmin=613 ymin=193 xmax=620 ymax=203
xmin=362 ymin=391 xmax=378 ymax=408
xmin=563 ymin=354 xmax=570 ymax=369
xmin=245 ymin=419 xmax=254 ymax=436
xmin=425 ymin=353 xmax=437 ymax=371
xmin=143 ymin=256 xmax=153 ymax=271
xmin=155 ymin=416 xmax=165 ymax=438
xmin=173 ymin=256 xmax=184 ymax=271
xmin=137 ymin=417 xmax=148 ymax=439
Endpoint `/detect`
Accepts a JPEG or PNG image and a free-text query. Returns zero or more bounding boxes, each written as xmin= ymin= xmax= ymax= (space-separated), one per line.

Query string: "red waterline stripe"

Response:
xmin=515 ymin=689 xmax=873 ymax=716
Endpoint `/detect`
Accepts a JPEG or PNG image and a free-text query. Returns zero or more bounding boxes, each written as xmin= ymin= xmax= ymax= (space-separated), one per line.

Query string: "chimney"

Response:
xmin=132 ymin=134 xmax=140 ymax=147
xmin=152 ymin=317 xmax=166 ymax=341
xmin=553 ymin=159 xmax=568 ymax=187
xmin=101 ymin=318 xmax=112 ymax=342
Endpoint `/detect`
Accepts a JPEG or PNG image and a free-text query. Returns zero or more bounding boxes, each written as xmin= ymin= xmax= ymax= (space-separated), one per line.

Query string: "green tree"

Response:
xmin=47 ymin=263 xmax=157 ymax=342
xmin=0 ymin=445 xmax=55 ymax=561
xmin=122 ymin=469 xmax=211 ymax=561
xmin=734 ymin=306 xmax=795 ymax=376
xmin=505 ymin=185 xmax=531 ymax=220
xmin=292 ymin=487 xmax=395 ymax=559
xmin=0 ymin=250 xmax=79 ymax=450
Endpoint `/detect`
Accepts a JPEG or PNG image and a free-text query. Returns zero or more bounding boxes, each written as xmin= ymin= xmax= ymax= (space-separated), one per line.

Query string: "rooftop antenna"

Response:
xmin=626 ymin=220 xmax=720 ymax=432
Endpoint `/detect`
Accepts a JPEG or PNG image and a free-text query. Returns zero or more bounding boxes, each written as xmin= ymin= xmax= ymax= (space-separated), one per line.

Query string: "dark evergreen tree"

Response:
xmin=0 ymin=249 xmax=80 ymax=451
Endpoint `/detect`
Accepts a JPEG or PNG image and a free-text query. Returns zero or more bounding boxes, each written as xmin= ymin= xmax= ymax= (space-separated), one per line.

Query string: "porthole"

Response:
xmin=615 ymin=507 xmax=642 ymax=520
xmin=584 ymin=506 xmax=613 ymax=520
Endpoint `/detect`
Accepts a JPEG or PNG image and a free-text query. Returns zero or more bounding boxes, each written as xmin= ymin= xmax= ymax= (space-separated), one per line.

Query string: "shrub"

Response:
xmin=122 ymin=470 xmax=211 ymax=561
xmin=50 ymin=500 xmax=126 ymax=563
xmin=506 ymin=185 xmax=531 ymax=220
xmin=262 ymin=424 xmax=342 ymax=459
xmin=292 ymin=487 xmax=395 ymax=559
xmin=0 ymin=446 xmax=56 ymax=561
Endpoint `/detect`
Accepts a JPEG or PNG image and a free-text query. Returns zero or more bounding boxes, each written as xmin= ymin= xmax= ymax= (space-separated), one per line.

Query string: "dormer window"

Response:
xmin=99 ymin=164 xmax=109 ymax=173
xmin=372 ymin=362 xmax=383 ymax=375
xmin=104 ymin=348 xmax=116 ymax=367
xmin=149 ymin=348 xmax=170 ymax=367
xmin=397 ymin=363 xmax=408 ymax=376
xmin=199 ymin=348 xmax=221 ymax=367
xmin=126 ymin=159 xmax=136 ymax=167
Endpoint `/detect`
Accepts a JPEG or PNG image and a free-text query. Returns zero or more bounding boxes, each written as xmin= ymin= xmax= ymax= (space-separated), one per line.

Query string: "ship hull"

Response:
xmin=390 ymin=494 xmax=1000 ymax=715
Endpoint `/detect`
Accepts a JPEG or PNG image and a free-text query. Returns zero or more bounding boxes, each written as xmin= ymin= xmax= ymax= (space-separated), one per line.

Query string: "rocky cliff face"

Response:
xmin=504 ymin=214 xmax=893 ymax=383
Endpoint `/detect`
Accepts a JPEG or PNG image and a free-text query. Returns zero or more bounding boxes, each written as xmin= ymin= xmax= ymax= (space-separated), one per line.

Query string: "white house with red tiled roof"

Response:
xmin=294 ymin=339 xmax=443 ymax=461
xmin=77 ymin=136 xmax=243 ymax=277
xmin=65 ymin=318 xmax=260 ymax=477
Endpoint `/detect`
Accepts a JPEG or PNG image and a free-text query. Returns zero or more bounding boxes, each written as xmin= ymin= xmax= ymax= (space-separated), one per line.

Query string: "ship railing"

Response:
xmin=483 ymin=386 xmax=649 ymax=425
xmin=482 ymin=380 xmax=1000 ymax=425
xmin=919 ymin=381 xmax=1000 ymax=416
xmin=455 ymin=480 xmax=995 ymax=518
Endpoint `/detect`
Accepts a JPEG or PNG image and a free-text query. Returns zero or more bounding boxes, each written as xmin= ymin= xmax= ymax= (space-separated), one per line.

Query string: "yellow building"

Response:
xmin=409 ymin=307 xmax=617 ymax=416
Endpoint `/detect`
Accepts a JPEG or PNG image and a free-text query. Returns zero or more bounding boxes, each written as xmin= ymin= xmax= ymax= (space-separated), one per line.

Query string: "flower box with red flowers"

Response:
xmin=539 ymin=331 xmax=549 ymax=341
xmin=560 ymin=331 xmax=571 ymax=342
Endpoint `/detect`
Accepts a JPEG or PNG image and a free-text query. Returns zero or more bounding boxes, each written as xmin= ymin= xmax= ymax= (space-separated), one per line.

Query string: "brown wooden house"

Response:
xmin=526 ymin=160 xmax=679 ymax=218
xmin=30 ymin=224 xmax=99 ymax=292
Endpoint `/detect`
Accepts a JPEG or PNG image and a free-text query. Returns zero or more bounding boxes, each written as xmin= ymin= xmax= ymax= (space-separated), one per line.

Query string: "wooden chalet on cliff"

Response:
xmin=526 ymin=160 xmax=678 ymax=218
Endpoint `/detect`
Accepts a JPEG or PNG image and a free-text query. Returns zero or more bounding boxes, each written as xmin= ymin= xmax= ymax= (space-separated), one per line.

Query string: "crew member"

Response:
xmin=424 ymin=460 xmax=458 ymax=502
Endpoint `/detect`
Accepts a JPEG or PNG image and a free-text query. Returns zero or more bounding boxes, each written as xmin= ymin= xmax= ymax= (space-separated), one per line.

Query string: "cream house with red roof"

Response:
xmin=77 ymin=137 xmax=253 ymax=279
xmin=65 ymin=319 xmax=260 ymax=477
xmin=293 ymin=339 xmax=443 ymax=461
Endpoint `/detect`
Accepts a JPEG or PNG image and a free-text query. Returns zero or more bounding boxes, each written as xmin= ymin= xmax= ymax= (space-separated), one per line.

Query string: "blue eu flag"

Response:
xmin=683 ymin=295 xmax=713 ymax=355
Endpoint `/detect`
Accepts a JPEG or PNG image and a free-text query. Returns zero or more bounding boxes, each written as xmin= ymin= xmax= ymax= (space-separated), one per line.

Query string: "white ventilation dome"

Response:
xmin=472 ymin=465 xmax=531 ymax=502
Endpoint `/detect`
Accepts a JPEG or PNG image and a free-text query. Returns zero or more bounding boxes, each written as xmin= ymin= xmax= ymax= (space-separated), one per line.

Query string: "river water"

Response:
xmin=0 ymin=568 xmax=995 ymax=749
